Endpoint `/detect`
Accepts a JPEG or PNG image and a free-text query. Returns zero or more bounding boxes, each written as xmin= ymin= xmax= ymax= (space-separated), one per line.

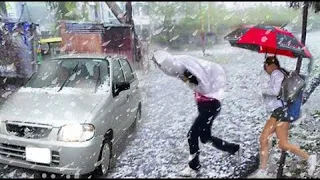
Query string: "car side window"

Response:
xmin=119 ymin=58 xmax=134 ymax=83
xmin=100 ymin=61 xmax=110 ymax=83
xmin=113 ymin=59 xmax=125 ymax=83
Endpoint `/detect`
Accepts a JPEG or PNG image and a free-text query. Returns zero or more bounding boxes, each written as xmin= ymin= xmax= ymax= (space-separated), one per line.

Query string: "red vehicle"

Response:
xmin=59 ymin=21 xmax=142 ymax=64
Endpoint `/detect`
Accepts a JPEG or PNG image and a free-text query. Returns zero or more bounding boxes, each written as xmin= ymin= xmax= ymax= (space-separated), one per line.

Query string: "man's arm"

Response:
xmin=183 ymin=70 xmax=198 ymax=85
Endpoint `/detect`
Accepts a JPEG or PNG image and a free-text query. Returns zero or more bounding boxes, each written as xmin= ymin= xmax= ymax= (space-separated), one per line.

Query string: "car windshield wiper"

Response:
xmin=58 ymin=62 xmax=80 ymax=92
xmin=94 ymin=65 xmax=101 ymax=93
xmin=23 ymin=72 xmax=36 ymax=87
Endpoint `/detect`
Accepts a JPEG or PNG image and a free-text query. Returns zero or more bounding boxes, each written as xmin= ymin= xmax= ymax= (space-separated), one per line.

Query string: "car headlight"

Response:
xmin=58 ymin=124 xmax=95 ymax=142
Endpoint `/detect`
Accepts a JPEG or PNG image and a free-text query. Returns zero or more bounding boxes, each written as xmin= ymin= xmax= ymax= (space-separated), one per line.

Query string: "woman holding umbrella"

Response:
xmin=251 ymin=56 xmax=317 ymax=177
xmin=224 ymin=24 xmax=317 ymax=177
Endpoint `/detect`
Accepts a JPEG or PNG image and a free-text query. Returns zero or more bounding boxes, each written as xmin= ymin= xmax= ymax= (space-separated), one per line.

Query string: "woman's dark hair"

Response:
xmin=263 ymin=56 xmax=288 ymax=74
xmin=264 ymin=56 xmax=280 ymax=67
xmin=183 ymin=70 xmax=198 ymax=85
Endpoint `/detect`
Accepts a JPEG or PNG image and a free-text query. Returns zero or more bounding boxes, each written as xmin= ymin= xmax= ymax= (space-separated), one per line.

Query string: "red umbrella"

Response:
xmin=224 ymin=24 xmax=312 ymax=59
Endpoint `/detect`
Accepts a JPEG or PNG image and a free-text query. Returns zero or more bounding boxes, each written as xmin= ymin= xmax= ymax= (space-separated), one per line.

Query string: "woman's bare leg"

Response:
xmin=275 ymin=121 xmax=309 ymax=160
xmin=259 ymin=117 xmax=277 ymax=169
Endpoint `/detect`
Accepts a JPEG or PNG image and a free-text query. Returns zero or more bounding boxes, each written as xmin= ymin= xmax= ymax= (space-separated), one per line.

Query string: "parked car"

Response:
xmin=0 ymin=53 xmax=142 ymax=177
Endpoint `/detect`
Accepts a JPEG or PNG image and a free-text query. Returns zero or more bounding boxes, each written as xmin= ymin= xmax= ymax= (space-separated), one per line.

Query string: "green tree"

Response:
xmin=149 ymin=2 xmax=182 ymax=46
xmin=45 ymin=2 xmax=88 ymax=21
xmin=45 ymin=2 xmax=89 ymax=36
xmin=149 ymin=2 xmax=300 ymax=49
xmin=149 ymin=2 xmax=204 ymax=48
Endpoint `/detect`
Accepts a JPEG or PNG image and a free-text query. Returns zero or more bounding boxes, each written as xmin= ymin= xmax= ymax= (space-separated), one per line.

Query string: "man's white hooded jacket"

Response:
xmin=152 ymin=50 xmax=227 ymax=101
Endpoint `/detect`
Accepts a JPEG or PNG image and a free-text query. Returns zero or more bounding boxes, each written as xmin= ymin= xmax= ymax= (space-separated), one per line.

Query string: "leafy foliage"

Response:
xmin=45 ymin=2 xmax=89 ymax=36
xmin=289 ymin=1 xmax=320 ymax=13
xmin=45 ymin=2 xmax=88 ymax=21
xmin=149 ymin=2 xmax=301 ymax=49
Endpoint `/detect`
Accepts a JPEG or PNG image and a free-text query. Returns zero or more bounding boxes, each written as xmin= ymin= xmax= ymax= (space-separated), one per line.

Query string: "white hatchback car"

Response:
xmin=0 ymin=53 xmax=142 ymax=177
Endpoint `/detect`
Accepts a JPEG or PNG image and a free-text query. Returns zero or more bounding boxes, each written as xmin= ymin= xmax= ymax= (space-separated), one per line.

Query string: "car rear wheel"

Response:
xmin=135 ymin=106 xmax=141 ymax=121
xmin=132 ymin=105 xmax=141 ymax=129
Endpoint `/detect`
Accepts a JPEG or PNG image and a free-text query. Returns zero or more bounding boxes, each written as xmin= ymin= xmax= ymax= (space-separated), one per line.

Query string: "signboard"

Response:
xmin=65 ymin=23 xmax=104 ymax=34
xmin=6 ymin=2 xmax=18 ymax=20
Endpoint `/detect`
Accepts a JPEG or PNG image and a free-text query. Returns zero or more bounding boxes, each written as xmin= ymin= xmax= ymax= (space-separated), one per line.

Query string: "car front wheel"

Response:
xmin=92 ymin=140 xmax=112 ymax=177
xmin=100 ymin=142 xmax=112 ymax=176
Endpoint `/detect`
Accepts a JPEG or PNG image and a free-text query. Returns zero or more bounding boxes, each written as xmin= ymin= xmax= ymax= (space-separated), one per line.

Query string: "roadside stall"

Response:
xmin=37 ymin=37 xmax=62 ymax=63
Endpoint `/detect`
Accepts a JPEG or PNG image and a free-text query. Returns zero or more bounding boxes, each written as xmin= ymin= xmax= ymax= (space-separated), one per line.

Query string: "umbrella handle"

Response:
xmin=264 ymin=47 xmax=278 ymax=58
xmin=264 ymin=47 xmax=268 ymax=59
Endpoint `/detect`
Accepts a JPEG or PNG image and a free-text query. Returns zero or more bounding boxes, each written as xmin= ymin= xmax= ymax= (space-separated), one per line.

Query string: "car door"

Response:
xmin=112 ymin=59 xmax=129 ymax=139
xmin=119 ymin=58 xmax=139 ymax=125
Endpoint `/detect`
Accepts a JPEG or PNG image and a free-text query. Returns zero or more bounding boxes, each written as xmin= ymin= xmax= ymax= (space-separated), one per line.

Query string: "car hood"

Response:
xmin=0 ymin=87 xmax=107 ymax=127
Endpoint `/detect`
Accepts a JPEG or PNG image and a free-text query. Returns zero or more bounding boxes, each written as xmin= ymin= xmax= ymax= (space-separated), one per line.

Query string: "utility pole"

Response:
xmin=296 ymin=1 xmax=309 ymax=74
xmin=207 ymin=2 xmax=210 ymax=32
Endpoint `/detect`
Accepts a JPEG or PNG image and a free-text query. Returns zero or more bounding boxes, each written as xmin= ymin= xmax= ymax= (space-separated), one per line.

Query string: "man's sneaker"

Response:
xmin=308 ymin=154 xmax=317 ymax=176
xmin=179 ymin=166 xmax=198 ymax=178
xmin=248 ymin=169 xmax=270 ymax=178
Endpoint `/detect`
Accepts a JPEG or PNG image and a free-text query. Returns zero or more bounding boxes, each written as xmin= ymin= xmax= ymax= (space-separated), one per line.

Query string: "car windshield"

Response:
xmin=25 ymin=58 xmax=110 ymax=92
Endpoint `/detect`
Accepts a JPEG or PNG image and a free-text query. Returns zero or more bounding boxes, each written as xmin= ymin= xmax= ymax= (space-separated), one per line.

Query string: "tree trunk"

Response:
xmin=105 ymin=1 xmax=141 ymax=64
xmin=105 ymin=2 xmax=126 ymax=24
xmin=296 ymin=1 xmax=309 ymax=74
xmin=58 ymin=2 xmax=68 ymax=20
xmin=125 ymin=2 xmax=141 ymax=65
xmin=125 ymin=1 xmax=133 ymax=24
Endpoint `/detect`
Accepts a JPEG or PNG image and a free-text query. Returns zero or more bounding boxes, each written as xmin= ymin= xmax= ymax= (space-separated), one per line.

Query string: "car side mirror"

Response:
xmin=113 ymin=81 xmax=130 ymax=96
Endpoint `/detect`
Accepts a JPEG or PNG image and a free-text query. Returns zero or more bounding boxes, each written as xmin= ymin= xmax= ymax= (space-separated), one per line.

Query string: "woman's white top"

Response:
xmin=262 ymin=69 xmax=286 ymax=113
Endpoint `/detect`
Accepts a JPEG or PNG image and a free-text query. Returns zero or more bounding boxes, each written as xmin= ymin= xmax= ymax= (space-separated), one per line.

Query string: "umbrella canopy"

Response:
xmin=224 ymin=24 xmax=312 ymax=59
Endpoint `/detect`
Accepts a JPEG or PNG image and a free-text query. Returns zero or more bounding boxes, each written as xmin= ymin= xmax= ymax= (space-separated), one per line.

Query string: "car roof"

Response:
xmin=52 ymin=53 xmax=128 ymax=60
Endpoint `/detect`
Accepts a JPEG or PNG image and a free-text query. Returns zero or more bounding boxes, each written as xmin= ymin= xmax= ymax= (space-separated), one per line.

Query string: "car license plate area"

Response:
xmin=26 ymin=147 xmax=51 ymax=164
